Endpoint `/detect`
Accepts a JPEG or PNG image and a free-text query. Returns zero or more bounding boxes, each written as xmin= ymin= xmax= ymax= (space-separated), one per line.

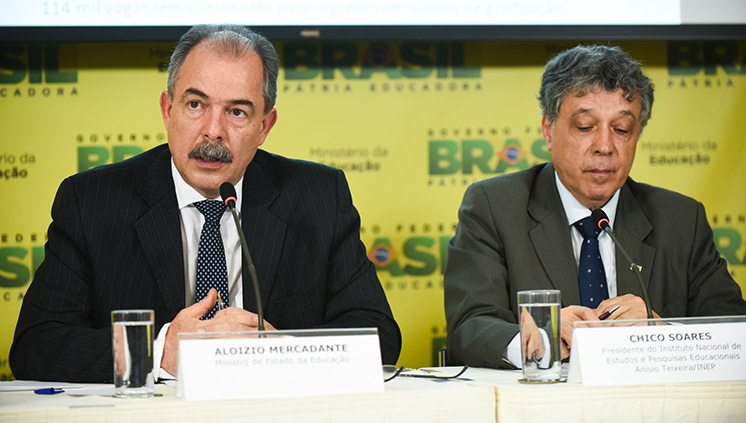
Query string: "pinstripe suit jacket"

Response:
xmin=11 ymin=144 xmax=401 ymax=381
xmin=444 ymin=162 xmax=746 ymax=368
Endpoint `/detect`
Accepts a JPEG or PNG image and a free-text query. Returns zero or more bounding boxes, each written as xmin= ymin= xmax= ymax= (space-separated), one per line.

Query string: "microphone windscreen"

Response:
xmin=591 ymin=208 xmax=610 ymax=230
xmin=220 ymin=182 xmax=238 ymax=207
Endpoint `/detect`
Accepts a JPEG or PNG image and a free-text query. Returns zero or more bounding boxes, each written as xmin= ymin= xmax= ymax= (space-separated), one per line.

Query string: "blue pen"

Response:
xmin=34 ymin=388 xmax=64 ymax=395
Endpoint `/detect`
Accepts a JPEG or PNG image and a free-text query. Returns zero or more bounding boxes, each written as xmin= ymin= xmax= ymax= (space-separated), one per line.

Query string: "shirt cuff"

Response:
xmin=153 ymin=322 xmax=176 ymax=381
xmin=506 ymin=332 xmax=523 ymax=369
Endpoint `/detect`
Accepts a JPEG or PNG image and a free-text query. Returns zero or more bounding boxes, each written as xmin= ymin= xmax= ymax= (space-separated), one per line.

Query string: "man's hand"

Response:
xmin=559 ymin=305 xmax=598 ymax=359
xmin=520 ymin=309 xmax=545 ymax=363
xmin=596 ymin=294 xmax=660 ymax=321
xmin=161 ymin=289 xmax=276 ymax=376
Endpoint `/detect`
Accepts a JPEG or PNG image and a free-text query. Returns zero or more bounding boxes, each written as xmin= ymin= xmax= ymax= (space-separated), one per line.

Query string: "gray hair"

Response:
xmin=167 ymin=24 xmax=279 ymax=114
xmin=539 ymin=45 xmax=654 ymax=128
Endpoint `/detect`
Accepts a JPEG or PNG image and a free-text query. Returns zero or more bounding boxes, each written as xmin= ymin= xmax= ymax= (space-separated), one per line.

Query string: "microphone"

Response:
xmin=220 ymin=182 xmax=265 ymax=331
xmin=591 ymin=209 xmax=653 ymax=320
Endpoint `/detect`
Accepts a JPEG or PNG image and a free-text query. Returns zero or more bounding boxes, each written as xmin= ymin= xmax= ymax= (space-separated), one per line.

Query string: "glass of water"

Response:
xmin=111 ymin=309 xmax=155 ymax=397
xmin=517 ymin=290 xmax=562 ymax=383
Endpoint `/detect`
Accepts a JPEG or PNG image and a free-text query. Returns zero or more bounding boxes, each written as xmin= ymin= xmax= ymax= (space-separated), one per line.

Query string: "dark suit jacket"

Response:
xmin=444 ymin=162 xmax=746 ymax=368
xmin=11 ymin=144 xmax=401 ymax=381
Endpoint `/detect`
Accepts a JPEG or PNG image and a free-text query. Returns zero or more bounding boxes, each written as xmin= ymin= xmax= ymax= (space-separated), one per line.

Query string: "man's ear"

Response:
xmin=541 ymin=115 xmax=553 ymax=151
xmin=159 ymin=90 xmax=172 ymax=129
xmin=257 ymin=108 xmax=278 ymax=147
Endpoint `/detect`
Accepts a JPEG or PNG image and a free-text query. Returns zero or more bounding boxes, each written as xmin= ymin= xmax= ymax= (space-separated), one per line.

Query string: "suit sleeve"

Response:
xmin=685 ymin=201 xmax=746 ymax=316
xmin=444 ymin=183 xmax=520 ymax=368
xmin=316 ymin=170 xmax=402 ymax=365
xmin=10 ymin=178 xmax=113 ymax=382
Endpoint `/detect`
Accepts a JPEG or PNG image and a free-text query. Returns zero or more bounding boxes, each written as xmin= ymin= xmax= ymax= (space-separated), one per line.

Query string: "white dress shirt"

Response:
xmin=505 ymin=171 xmax=621 ymax=368
xmin=152 ymin=160 xmax=245 ymax=380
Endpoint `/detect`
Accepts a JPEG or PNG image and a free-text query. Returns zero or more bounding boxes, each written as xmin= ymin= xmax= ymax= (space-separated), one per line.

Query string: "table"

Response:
xmin=463 ymin=367 xmax=746 ymax=423
xmin=0 ymin=375 xmax=495 ymax=423
xmin=2 ymin=368 xmax=745 ymax=422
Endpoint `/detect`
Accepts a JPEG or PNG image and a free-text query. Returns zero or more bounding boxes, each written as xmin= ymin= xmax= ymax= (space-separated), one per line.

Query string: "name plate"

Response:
xmin=568 ymin=318 xmax=746 ymax=386
xmin=177 ymin=328 xmax=384 ymax=401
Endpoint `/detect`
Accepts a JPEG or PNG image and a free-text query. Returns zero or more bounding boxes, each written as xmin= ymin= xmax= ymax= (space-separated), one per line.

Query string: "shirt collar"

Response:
xmin=171 ymin=159 xmax=244 ymax=211
xmin=554 ymin=171 xmax=619 ymax=229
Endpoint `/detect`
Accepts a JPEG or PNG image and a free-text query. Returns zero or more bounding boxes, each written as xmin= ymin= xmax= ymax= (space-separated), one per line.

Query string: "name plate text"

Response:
xmin=177 ymin=329 xmax=384 ymax=401
xmin=569 ymin=321 xmax=746 ymax=386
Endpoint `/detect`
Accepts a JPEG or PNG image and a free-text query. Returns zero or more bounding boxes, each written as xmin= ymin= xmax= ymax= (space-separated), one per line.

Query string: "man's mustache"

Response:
xmin=188 ymin=142 xmax=233 ymax=163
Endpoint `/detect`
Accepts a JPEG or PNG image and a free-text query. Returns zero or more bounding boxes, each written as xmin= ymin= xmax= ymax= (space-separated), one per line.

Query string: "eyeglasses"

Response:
xmin=383 ymin=365 xmax=470 ymax=382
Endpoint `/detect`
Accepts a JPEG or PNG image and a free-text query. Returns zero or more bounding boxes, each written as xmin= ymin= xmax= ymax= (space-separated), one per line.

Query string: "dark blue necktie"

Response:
xmin=573 ymin=216 xmax=608 ymax=308
xmin=194 ymin=200 xmax=229 ymax=320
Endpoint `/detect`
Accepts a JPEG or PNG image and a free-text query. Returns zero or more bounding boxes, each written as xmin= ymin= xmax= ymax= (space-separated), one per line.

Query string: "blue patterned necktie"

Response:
xmin=194 ymin=200 xmax=229 ymax=320
xmin=573 ymin=216 xmax=609 ymax=308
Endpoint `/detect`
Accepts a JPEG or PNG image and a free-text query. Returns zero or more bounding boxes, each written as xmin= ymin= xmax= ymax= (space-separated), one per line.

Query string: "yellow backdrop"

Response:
xmin=1 ymin=40 xmax=744 ymax=379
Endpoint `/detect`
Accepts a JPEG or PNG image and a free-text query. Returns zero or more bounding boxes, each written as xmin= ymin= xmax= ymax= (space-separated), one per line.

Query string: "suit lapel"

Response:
xmin=528 ymin=163 xmax=580 ymax=306
xmin=134 ymin=147 xmax=185 ymax=315
xmin=614 ymin=183 xmax=655 ymax=301
xmin=240 ymin=153 xmax=287 ymax=314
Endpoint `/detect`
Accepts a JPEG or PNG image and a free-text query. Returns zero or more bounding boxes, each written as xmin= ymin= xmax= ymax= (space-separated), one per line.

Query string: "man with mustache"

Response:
xmin=444 ymin=45 xmax=746 ymax=369
xmin=11 ymin=24 xmax=401 ymax=382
